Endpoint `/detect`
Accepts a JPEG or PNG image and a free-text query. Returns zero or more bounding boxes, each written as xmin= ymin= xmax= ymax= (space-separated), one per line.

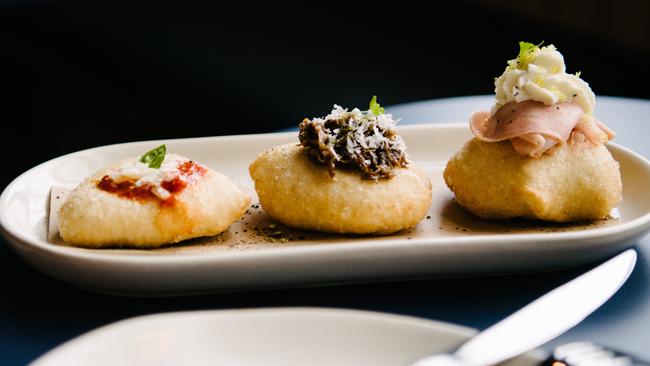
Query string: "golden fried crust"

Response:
xmin=443 ymin=138 xmax=622 ymax=222
xmin=58 ymin=166 xmax=250 ymax=248
xmin=249 ymin=144 xmax=432 ymax=234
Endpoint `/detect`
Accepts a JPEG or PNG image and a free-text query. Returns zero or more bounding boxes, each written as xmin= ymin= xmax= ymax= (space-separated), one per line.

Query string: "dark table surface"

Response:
xmin=2 ymin=97 xmax=650 ymax=365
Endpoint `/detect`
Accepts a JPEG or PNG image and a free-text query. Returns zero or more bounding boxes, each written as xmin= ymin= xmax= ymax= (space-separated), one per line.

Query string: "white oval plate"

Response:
xmin=2 ymin=124 xmax=650 ymax=295
xmin=30 ymin=308 xmax=544 ymax=366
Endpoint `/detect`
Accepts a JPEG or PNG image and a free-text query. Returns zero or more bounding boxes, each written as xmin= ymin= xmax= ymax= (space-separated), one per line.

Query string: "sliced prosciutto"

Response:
xmin=470 ymin=100 xmax=615 ymax=157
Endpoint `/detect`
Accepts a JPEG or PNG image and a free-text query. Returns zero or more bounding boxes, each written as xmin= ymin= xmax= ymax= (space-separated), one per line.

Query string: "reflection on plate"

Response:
xmin=2 ymin=124 xmax=650 ymax=295
xmin=30 ymin=308 xmax=544 ymax=366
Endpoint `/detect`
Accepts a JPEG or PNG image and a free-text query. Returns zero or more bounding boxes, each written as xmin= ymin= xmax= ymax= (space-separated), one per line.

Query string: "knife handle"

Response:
xmin=542 ymin=342 xmax=650 ymax=366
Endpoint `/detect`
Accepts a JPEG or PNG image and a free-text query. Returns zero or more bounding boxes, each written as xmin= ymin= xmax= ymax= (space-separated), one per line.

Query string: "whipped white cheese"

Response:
xmin=494 ymin=44 xmax=595 ymax=114
xmin=106 ymin=154 xmax=189 ymax=200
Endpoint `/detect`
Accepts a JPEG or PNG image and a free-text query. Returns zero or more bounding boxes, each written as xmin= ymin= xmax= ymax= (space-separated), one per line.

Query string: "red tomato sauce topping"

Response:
xmin=96 ymin=160 xmax=206 ymax=205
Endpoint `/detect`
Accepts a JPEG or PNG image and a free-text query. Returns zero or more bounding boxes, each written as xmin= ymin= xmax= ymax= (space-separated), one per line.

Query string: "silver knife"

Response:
xmin=410 ymin=249 xmax=637 ymax=366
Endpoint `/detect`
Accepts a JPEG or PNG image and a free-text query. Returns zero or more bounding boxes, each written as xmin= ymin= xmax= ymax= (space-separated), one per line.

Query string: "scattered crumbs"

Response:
xmin=252 ymin=222 xmax=295 ymax=243
xmin=426 ymin=215 xmax=431 ymax=220
xmin=55 ymin=196 xmax=60 ymax=199
xmin=556 ymin=106 xmax=560 ymax=110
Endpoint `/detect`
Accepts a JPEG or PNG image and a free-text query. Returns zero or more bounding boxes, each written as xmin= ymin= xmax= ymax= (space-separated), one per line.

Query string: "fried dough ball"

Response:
xmin=249 ymin=144 xmax=432 ymax=234
xmin=58 ymin=158 xmax=250 ymax=248
xmin=443 ymin=138 xmax=622 ymax=222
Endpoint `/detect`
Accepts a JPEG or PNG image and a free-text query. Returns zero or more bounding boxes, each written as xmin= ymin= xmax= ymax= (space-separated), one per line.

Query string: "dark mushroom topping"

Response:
xmin=298 ymin=97 xmax=408 ymax=180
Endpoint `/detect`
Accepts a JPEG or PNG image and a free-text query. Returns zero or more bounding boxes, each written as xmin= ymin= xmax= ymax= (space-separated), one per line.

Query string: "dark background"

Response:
xmin=1 ymin=2 xmax=650 ymax=364
xmin=2 ymin=0 xmax=649 ymax=190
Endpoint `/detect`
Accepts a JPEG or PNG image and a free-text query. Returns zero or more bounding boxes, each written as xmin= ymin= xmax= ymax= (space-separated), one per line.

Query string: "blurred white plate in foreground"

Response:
xmin=31 ymin=308 xmax=543 ymax=366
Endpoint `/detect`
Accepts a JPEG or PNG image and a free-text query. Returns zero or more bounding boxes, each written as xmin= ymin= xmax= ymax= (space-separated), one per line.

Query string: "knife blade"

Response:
xmin=410 ymin=249 xmax=637 ymax=366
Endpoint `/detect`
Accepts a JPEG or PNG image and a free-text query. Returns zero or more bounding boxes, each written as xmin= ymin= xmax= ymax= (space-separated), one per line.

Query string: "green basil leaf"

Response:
xmin=515 ymin=40 xmax=544 ymax=70
xmin=139 ymin=144 xmax=166 ymax=169
xmin=369 ymin=95 xmax=385 ymax=116
xmin=517 ymin=41 xmax=537 ymax=59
